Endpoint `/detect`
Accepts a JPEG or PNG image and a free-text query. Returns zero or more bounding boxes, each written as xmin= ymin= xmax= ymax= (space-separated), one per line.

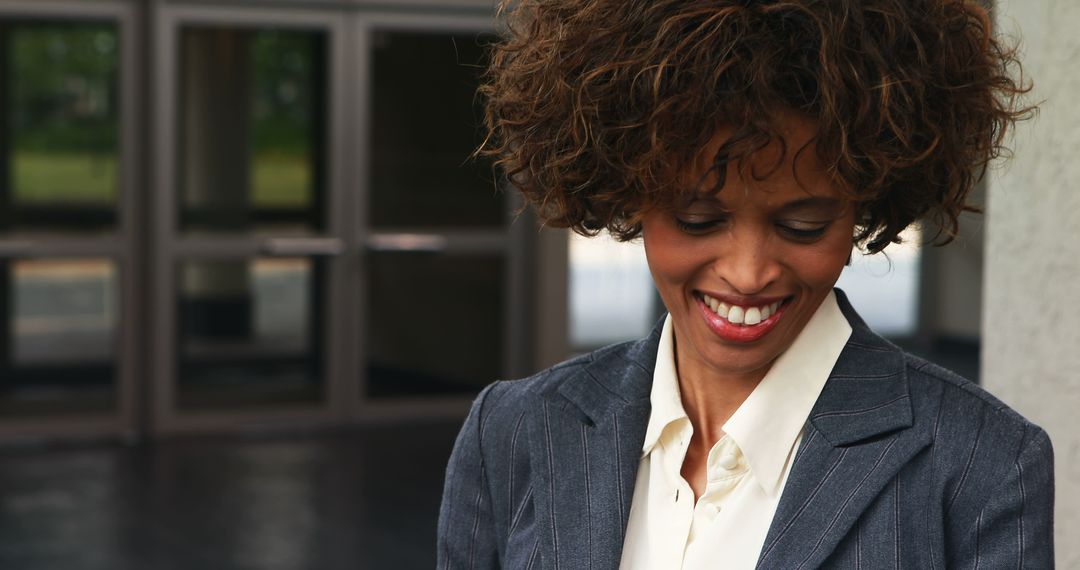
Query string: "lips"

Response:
xmin=695 ymin=292 xmax=790 ymax=343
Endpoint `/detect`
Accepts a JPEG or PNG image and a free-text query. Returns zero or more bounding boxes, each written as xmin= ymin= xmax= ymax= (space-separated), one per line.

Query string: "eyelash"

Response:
xmin=674 ymin=218 xmax=723 ymax=233
xmin=778 ymin=225 xmax=828 ymax=240
xmin=674 ymin=218 xmax=829 ymax=241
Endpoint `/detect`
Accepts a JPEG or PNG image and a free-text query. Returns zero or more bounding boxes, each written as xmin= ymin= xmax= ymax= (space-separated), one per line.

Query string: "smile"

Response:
xmin=701 ymin=294 xmax=782 ymax=326
xmin=694 ymin=292 xmax=791 ymax=343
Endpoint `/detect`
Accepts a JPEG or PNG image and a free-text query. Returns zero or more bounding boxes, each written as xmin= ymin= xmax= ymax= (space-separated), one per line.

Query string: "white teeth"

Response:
xmin=744 ymin=307 xmax=761 ymax=325
xmin=702 ymin=294 xmax=785 ymax=326
xmin=727 ymin=305 xmax=745 ymax=324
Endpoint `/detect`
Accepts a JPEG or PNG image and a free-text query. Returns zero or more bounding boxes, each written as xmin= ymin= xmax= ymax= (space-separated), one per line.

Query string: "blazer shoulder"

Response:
xmin=469 ymin=339 xmax=640 ymax=445
xmin=898 ymin=351 xmax=1054 ymax=563
xmin=903 ymin=351 xmax=1045 ymax=439
xmin=900 ymin=351 xmax=1052 ymax=501
xmin=498 ymin=335 xmax=648 ymax=397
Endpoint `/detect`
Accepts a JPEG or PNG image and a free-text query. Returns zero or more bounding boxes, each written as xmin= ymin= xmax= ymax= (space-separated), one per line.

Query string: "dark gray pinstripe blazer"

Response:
xmin=437 ymin=290 xmax=1054 ymax=569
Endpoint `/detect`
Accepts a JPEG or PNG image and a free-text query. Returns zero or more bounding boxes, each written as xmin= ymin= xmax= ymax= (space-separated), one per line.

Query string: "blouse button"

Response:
xmin=717 ymin=452 xmax=739 ymax=470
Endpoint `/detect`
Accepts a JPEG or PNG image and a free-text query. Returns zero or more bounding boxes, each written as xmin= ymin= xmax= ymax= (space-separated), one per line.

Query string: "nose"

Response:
xmin=713 ymin=233 xmax=782 ymax=295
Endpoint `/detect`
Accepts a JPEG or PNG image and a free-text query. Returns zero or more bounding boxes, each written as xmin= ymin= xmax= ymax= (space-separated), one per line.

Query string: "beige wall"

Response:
xmin=985 ymin=0 xmax=1080 ymax=564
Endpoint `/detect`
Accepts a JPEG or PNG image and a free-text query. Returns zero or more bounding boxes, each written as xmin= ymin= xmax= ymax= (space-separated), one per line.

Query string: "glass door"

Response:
xmin=0 ymin=2 xmax=139 ymax=439
xmin=354 ymin=15 xmax=534 ymax=417
xmin=151 ymin=5 xmax=350 ymax=433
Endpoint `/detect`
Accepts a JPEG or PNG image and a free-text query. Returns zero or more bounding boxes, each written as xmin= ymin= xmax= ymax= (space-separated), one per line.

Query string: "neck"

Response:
xmin=673 ymin=339 xmax=769 ymax=446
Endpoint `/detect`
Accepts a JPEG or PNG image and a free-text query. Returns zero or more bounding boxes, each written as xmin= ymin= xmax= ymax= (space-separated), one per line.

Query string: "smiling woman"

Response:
xmin=643 ymin=117 xmax=854 ymax=394
xmin=438 ymin=1 xmax=1053 ymax=568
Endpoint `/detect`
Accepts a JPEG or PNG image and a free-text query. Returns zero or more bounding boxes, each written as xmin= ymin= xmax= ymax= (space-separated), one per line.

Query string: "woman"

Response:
xmin=439 ymin=0 xmax=1053 ymax=568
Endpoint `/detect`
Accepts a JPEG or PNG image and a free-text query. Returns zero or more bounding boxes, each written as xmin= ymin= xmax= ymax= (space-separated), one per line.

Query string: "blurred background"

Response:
xmin=0 ymin=0 xmax=1066 ymax=568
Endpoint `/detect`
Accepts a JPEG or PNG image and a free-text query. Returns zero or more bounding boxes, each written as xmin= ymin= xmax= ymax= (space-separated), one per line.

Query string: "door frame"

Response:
xmin=0 ymin=0 xmax=542 ymax=441
xmin=348 ymin=11 xmax=533 ymax=421
xmin=149 ymin=3 xmax=352 ymax=435
xmin=0 ymin=0 xmax=141 ymax=441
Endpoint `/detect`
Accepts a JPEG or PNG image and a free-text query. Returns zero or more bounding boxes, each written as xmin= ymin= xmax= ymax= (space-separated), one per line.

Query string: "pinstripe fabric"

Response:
xmin=437 ymin=290 xmax=1054 ymax=569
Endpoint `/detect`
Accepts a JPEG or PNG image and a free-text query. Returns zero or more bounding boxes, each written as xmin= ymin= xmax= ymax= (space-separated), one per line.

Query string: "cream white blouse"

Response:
xmin=619 ymin=291 xmax=852 ymax=569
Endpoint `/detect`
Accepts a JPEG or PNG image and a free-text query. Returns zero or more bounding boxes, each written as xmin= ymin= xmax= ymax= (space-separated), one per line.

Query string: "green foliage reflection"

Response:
xmin=7 ymin=23 xmax=119 ymax=205
xmin=250 ymin=30 xmax=317 ymax=209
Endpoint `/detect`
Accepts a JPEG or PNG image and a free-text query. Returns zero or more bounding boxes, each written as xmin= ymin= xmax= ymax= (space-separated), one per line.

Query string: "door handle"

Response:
xmin=366 ymin=234 xmax=448 ymax=253
xmin=261 ymin=237 xmax=345 ymax=257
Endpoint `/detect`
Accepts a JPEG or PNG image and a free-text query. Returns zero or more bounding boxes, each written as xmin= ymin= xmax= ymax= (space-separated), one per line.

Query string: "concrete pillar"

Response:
xmin=0 ymin=27 xmax=11 ymax=376
xmin=985 ymin=1 xmax=1080 ymax=564
xmin=180 ymin=29 xmax=253 ymax=338
xmin=919 ymin=187 xmax=985 ymax=343
xmin=535 ymin=227 xmax=569 ymax=371
xmin=181 ymin=28 xmax=252 ymax=223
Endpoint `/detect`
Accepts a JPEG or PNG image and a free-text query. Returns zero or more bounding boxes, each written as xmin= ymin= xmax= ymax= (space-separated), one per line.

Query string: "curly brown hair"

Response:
xmin=479 ymin=0 xmax=1033 ymax=252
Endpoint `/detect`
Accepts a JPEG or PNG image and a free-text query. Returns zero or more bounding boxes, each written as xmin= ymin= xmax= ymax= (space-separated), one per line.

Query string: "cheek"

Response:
xmin=642 ymin=222 xmax=699 ymax=288
xmin=796 ymin=253 xmax=847 ymax=288
xmin=796 ymin=227 xmax=854 ymax=287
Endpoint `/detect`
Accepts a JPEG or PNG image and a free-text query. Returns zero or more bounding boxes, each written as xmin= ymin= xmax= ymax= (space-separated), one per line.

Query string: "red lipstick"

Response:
xmin=695 ymin=294 xmax=788 ymax=343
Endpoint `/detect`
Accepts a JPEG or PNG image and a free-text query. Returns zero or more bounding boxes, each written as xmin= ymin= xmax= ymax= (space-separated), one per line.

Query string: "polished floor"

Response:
xmin=0 ymin=421 xmax=461 ymax=570
xmin=0 ymin=340 xmax=978 ymax=570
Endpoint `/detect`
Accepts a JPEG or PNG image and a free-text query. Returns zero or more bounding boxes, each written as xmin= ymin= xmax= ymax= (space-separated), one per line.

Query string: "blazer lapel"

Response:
xmin=527 ymin=326 xmax=658 ymax=570
xmin=756 ymin=292 xmax=932 ymax=569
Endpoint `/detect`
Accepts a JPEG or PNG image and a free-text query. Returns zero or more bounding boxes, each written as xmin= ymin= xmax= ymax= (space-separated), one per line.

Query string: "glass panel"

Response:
xmin=0 ymin=21 xmax=120 ymax=232
xmin=836 ymin=227 xmax=921 ymax=337
xmin=0 ymin=259 xmax=117 ymax=415
xmin=365 ymin=252 xmax=503 ymax=398
xmin=176 ymin=258 xmax=324 ymax=409
xmin=369 ymin=30 xmax=502 ymax=229
xmin=569 ymin=232 xmax=657 ymax=349
xmin=178 ymin=27 xmax=326 ymax=234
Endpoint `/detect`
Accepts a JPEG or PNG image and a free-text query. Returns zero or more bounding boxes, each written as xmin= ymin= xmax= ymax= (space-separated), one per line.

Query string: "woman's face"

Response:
xmin=642 ymin=118 xmax=855 ymax=384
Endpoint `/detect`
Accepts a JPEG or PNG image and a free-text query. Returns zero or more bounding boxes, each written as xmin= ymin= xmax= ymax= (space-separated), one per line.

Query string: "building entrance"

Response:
xmin=0 ymin=0 xmax=536 ymax=441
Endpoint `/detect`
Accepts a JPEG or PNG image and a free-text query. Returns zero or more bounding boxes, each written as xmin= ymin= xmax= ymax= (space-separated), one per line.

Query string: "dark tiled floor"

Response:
xmin=0 ymin=421 xmax=462 ymax=570
xmin=0 ymin=341 xmax=979 ymax=570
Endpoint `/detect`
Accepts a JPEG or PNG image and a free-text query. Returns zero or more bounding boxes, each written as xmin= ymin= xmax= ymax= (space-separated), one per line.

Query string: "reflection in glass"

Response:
xmin=0 ymin=21 xmax=120 ymax=231
xmin=179 ymin=28 xmax=325 ymax=233
xmin=365 ymin=252 xmax=503 ymax=398
xmin=177 ymin=258 xmax=324 ymax=409
xmin=369 ymin=30 xmax=502 ymax=229
xmin=836 ymin=227 xmax=922 ymax=336
xmin=569 ymin=232 xmax=657 ymax=349
xmin=0 ymin=259 xmax=117 ymax=415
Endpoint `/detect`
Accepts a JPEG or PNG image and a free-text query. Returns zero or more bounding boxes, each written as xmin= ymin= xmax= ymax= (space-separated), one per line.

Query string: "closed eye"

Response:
xmin=674 ymin=216 xmax=832 ymax=240
xmin=674 ymin=217 xmax=726 ymax=234
xmin=777 ymin=222 xmax=829 ymax=241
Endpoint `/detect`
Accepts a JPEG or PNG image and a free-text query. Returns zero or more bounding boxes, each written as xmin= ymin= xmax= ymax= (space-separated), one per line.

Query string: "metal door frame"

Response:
xmin=0 ymin=0 xmax=537 ymax=440
xmin=349 ymin=11 xmax=533 ymax=421
xmin=150 ymin=3 xmax=351 ymax=435
xmin=0 ymin=0 xmax=141 ymax=441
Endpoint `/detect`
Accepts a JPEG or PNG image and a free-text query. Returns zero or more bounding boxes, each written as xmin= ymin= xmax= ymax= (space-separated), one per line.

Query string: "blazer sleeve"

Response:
xmin=437 ymin=382 xmax=503 ymax=570
xmin=951 ymin=426 xmax=1055 ymax=569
